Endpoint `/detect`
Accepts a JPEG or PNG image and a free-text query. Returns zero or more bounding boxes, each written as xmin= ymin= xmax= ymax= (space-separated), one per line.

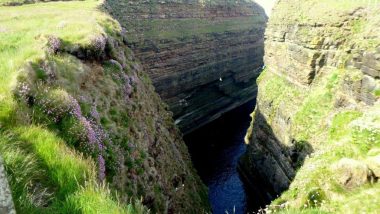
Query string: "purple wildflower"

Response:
xmin=47 ymin=36 xmax=61 ymax=54
xmin=98 ymin=155 xmax=106 ymax=181
xmin=90 ymin=105 xmax=100 ymax=121
xmin=80 ymin=117 xmax=98 ymax=150
xmin=91 ymin=35 xmax=106 ymax=53
xmin=17 ymin=83 xmax=31 ymax=98
xmin=68 ymin=95 xmax=82 ymax=118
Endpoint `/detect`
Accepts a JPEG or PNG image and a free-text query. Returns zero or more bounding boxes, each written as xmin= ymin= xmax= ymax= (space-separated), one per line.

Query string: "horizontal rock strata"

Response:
xmin=105 ymin=0 xmax=267 ymax=133
xmin=241 ymin=0 xmax=380 ymax=208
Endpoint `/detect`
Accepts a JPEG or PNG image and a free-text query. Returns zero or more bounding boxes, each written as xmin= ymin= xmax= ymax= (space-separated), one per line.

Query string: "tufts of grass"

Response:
xmin=14 ymin=126 xmax=93 ymax=198
xmin=293 ymin=71 xmax=341 ymax=142
xmin=258 ymin=65 xmax=380 ymax=213
xmin=61 ymin=182 xmax=127 ymax=214
xmin=0 ymin=129 xmax=51 ymax=213
xmin=0 ymin=0 xmax=145 ymax=213
xmin=329 ymin=111 xmax=363 ymax=141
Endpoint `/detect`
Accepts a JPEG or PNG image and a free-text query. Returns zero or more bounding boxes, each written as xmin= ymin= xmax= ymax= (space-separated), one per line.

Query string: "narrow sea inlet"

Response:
xmin=184 ymin=100 xmax=266 ymax=214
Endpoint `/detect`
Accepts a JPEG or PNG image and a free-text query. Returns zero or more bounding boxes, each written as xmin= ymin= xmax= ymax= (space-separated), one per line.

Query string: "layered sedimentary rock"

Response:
xmin=241 ymin=0 xmax=380 ymax=212
xmin=104 ymin=0 xmax=267 ymax=133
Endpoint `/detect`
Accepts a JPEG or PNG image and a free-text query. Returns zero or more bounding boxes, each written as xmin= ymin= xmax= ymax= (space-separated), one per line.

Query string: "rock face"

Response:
xmin=241 ymin=0 xmax=380 ymax=211
xmin=104 ymin=0 xmax=267 ymax=133
xmin=0 ymin=156 xmax=15 ymax=214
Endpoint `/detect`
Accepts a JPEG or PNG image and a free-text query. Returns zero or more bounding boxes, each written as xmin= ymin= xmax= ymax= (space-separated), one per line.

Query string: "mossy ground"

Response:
xmin=256 ymin=67 xmax=380 ymax=213
xmin=0 ymin=1 xmax=148 ymax=213
xmin=271 ymin=0 xmax=380 ymax=25
xmin=248 ymin=2 xmax=380 ymax=212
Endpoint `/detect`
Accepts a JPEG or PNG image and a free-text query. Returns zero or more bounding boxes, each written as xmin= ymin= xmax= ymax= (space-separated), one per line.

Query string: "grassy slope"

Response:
xmin=0 ymin=1 xmax=146 ymax=213
xmin=258 ymin=69 xmax=380 ymax=213
xmin=253 ymin=1 xmax=380 ymax=213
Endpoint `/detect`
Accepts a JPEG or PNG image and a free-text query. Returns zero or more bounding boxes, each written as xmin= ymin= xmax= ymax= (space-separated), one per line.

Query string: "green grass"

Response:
xmin=0 ymin=1 xmax=114 ymax=124
xmin=62 ymin=183 xmax=127 ymax=214
xmin=329 ymin=111 xmax=363 ymax=141
xmin=247 ymin=0 xmax=380 ymax=213
xmin=0 ymin=125 xmax=136 ymax=213
xmin=15 ymin=126 xmax=92 ymax=197
xmin=257 ymin=68 xmax=303 ymax=124
xmin=374 ymin=89 xmax=380 ymax=97
xmin=0 ymin=0 xmax=144 ymax=213
xmin=257 ymin=67 xmax=380 ymax=213
xmin=292 ymin=71 xmax=341 ymax=143
xmin=271 ymin=0 xmax=380 ymax=24
xmin=0 ymin=0 xmax=65 ymax=6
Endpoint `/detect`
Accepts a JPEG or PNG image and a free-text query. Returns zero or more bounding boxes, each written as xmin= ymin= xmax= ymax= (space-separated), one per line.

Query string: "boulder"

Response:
xmin=332 ymin=158 xmax=372 ymax=188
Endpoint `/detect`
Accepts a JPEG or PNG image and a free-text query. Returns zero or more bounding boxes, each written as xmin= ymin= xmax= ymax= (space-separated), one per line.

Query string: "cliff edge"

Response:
xmin=0 ymin=1 xmax=209 ymax=213
xmin=242 ymin=0 xmax=380 ymax=212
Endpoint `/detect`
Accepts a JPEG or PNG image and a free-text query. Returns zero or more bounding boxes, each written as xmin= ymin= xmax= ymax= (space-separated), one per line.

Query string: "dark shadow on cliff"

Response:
xmin=238 ymin=107 xmax=314 ymax=211
xmin=100 ymin=0 xmax=268 ymax=134
xmin=184 ymin=100 xmax=270 ymax=214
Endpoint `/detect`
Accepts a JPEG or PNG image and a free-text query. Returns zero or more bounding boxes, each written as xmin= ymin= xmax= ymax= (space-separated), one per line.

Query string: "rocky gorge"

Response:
xmin=1 ymin=0 xmax=380 ymax=213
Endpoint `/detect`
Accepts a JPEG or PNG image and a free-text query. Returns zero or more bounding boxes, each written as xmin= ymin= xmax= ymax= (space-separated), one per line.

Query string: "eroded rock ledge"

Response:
xmin=104 ymin=0 xmax=267 ymax=133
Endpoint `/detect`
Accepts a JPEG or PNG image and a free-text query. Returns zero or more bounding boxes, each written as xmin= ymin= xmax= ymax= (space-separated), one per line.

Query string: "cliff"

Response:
xmin=104 ymin=0 xmax=267 ymax=133
xmin=0 ymin=1 xmax=209 ymax=213
xmin=242 ymin=0 xmax=380 ymax=212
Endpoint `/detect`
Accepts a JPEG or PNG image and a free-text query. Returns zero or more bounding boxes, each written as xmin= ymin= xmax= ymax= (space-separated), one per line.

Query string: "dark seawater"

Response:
xmin=184 ymin=100 xmax=264 ymax=214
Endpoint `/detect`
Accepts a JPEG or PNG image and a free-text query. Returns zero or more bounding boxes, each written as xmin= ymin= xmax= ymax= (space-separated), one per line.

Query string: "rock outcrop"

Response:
xmin=241 ymin=0 xmax=380 ymax=212
xmin=104 ymin=0 xmax=267 ymax=133
xmin=0 ymin=156 xmax=15 ymax=214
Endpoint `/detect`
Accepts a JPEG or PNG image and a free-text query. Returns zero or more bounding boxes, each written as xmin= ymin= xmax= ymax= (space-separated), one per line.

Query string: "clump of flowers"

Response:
xmin=66 ymin=98 xmax=110 ymax=181
xmin=98 ymin=155 xmax=106 ymax=181
xmin=40 ymin=61 xmax=57 ymax=82
xmin=90 ymin=35 xmax=107 ymax=57
xmin=16 ymin=82 xmax=31 ymax=98
xmin=16 ymin=81 xmax=112 ymax=181
xmin=90 ymin=105 xmax=100 ymax=121
xmin=46 ymin=36 xmax=61 ymax=54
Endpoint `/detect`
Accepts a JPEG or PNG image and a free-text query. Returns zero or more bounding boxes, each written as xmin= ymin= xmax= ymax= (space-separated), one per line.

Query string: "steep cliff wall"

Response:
xmin=242 ymin=0 xmax=380 ymax=212
xmin=0 ymin=1 xmax=209 ymax=213
xmin=104 ymin=0 xmax=267 ymax=133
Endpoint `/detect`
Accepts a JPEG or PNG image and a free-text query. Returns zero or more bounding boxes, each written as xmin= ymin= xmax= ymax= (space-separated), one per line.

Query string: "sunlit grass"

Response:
xmin=258 ymin=66 xmax=380 ymax=212
xmin=0 ymin=0 xmax=139 ymax=213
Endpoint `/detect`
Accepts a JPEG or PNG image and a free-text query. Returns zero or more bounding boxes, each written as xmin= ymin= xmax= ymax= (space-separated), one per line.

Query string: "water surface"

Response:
xmin=184 ymin=100 xmax=265 ymax=214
